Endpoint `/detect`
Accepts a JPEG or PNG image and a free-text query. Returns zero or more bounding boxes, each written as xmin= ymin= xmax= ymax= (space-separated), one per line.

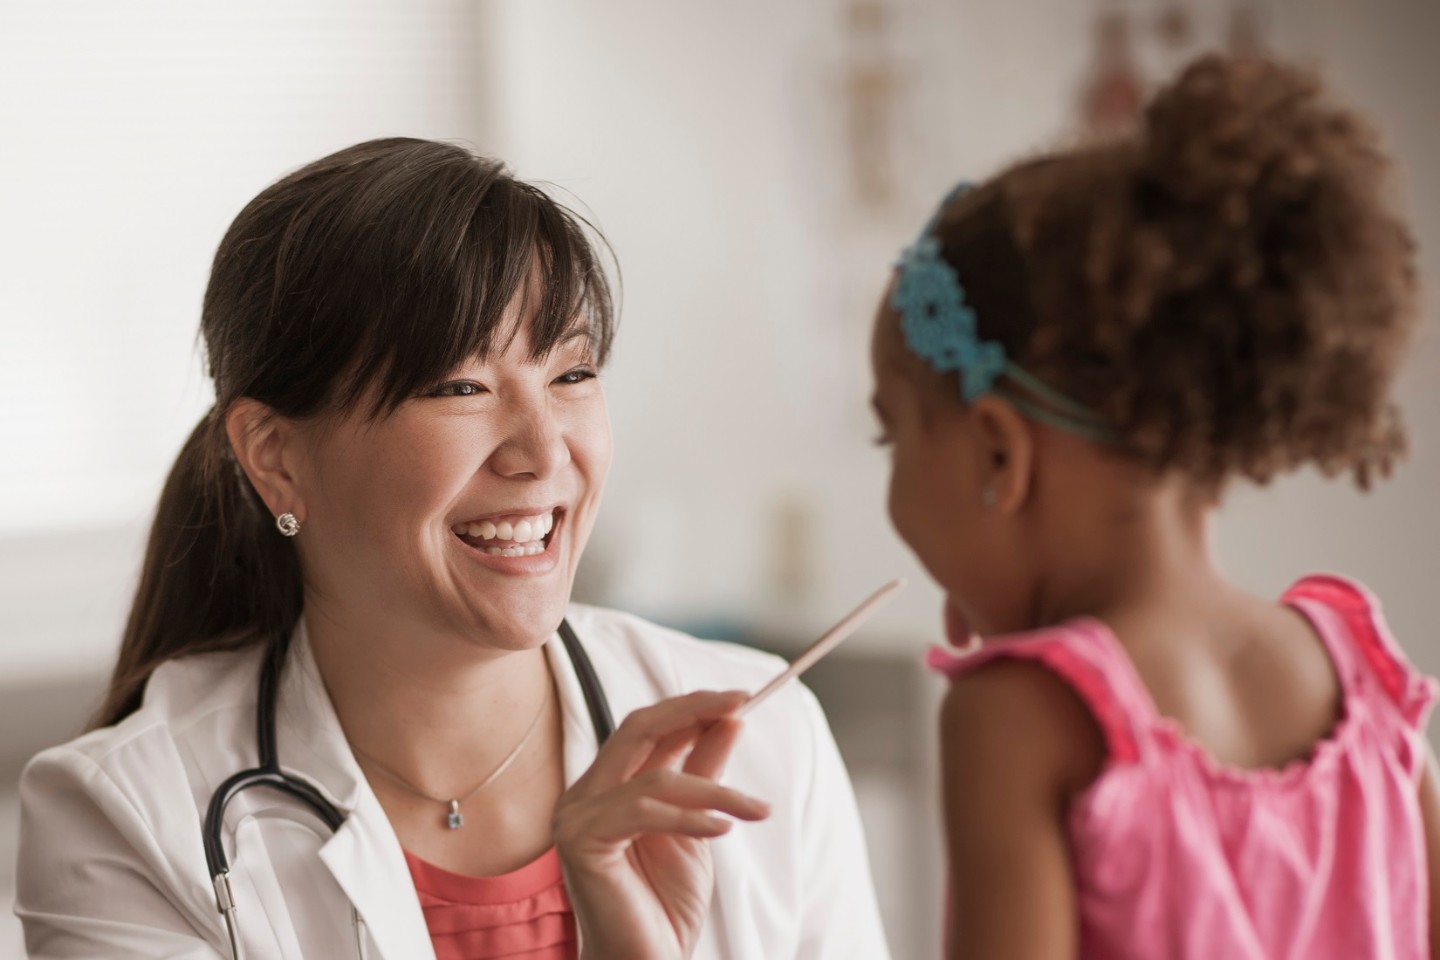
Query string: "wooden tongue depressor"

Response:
xmin=735 ymin=578 xmax=907 ymax=718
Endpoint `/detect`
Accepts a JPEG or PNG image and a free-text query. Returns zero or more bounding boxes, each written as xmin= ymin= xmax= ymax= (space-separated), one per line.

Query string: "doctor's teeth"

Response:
xmin=482 ymin=543 xmax=546 ymax=558
xmin=454 ymin=513 xmax=555 ymax=543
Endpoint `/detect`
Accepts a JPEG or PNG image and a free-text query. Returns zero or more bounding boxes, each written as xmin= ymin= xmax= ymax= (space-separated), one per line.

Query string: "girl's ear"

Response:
xmin=968 ymin=394 xmax=1034 ymax=514
xmin=225 ymin=399 xmax=306 ymax=523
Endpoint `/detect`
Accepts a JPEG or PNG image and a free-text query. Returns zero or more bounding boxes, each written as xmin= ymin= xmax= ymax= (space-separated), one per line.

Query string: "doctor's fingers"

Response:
xmin=555 ymin=770 xmax=770 ymax=848
xmin=680 ymin=716 xmax=743 ymax=781
xmin=578 ymin=690 xmax=749 ymax=791
xmin=632 ymin=715 xmax=743 ymax=782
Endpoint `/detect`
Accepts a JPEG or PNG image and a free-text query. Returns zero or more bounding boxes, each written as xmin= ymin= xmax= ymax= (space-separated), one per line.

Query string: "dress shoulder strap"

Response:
xmin=927 ymin=619 xmax=1161 ymax=765
xmin=1284 ymin=574 xmax=1437 ymax=729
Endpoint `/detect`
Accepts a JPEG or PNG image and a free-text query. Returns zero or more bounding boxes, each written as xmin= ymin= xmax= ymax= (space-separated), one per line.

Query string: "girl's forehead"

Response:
xmin=872 ymin=303 xmax=927 ymax=380
xmin=869 ymin=293 xmax=905 ymax=360
xmin=872 ymin=308 xmax=967 ymax=419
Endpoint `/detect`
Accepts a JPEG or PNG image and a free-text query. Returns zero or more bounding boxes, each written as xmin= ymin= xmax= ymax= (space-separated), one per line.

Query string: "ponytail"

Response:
xmin=92 ymin=410 xmax=301 ymax=728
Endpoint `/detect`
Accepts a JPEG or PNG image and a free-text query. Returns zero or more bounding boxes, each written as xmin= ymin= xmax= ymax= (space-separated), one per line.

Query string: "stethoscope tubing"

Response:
xmin=202 ymin=619 xmax=613 ymax=959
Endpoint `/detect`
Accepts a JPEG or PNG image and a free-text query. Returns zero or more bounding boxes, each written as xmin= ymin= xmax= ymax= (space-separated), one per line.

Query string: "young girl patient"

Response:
xmin=869 ymin=54 xmax=1440 ymax=959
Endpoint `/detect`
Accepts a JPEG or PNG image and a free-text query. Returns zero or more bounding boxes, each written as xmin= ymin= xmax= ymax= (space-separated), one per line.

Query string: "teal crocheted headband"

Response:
xmin=891 ymin=182 xmax=1115 ymax=442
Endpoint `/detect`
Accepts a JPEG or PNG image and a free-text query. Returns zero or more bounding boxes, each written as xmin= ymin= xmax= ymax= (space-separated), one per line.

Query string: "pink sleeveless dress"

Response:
xmin=927 ymin=575 xmax=1436 ymax=959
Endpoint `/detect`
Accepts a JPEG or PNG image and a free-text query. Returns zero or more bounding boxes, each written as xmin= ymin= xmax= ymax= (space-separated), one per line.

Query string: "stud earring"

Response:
xmin=981 ymin=486 xmax=998 ymax=510
xmin=275 ymin=512 xmax=301 ymax=537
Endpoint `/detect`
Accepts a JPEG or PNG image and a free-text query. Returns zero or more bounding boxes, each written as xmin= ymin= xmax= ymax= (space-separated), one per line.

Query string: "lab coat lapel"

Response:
xmin=278 ymin=624 xmax=436 ymax=960
xmin=545 ymin=631 xmax=605 ymax=787
xmin=318 ymin=792 xmax=437 ymax=960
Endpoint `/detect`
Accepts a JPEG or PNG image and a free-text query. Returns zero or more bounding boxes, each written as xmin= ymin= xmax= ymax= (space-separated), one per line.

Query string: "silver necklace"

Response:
xmin=352 ymin=681 xmax=552 ymax=830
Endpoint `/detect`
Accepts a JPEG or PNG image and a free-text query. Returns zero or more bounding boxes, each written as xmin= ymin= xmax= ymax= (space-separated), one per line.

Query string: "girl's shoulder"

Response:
xmin=930 ymin=619 xmax=1153 ymax=770
xmin=937 ymin=647 xmax=1110 ymax=798
xmin=928 ymin=574 xmax=1438 ymax=780
xmin=1282 ymin=573 xmax=1437 ymax=729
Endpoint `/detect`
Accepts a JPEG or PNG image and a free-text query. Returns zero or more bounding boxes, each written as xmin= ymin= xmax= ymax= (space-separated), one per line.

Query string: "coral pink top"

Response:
xmin=927 ymin=575 xmax=1437 ymax=960
xmin=404 ymin=847 xmax=577 ymax=960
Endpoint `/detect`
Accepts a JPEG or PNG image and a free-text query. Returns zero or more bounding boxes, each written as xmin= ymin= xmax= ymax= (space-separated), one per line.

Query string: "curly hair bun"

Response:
xmin=971 ymin=54 xmax=1419 ymax=489
xmin=1142 ymin=57 xmax=1336 ymax=212
xmin=1128 ymin=56 xmax=1417 ymax=486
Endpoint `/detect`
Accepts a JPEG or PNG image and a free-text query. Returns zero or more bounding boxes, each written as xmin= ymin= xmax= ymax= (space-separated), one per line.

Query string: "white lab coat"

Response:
xmin=15 ymin=604 xmax=892 ymax=959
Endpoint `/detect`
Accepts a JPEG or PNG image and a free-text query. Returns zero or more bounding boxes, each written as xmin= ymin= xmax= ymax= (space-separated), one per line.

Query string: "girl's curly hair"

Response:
xmin=933 ymin=55 xmax=1419 ymax=488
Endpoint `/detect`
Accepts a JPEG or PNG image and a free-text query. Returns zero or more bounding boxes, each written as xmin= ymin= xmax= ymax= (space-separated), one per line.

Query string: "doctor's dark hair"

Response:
xmin=93 ymin=137 xmax=616 ymax=728
xmin=903 ymin=55 xmax=1417 ymax=488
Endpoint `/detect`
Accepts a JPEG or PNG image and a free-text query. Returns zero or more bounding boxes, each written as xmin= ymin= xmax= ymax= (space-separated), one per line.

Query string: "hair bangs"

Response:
xmin=324 ymin=153 xmax=616 ymax=419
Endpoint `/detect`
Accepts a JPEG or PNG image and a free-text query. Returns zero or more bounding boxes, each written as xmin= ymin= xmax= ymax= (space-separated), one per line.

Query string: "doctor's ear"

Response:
xmin=968 ymin=395 xmax=1034 ymax=514
xmin=225 ymin=399 xmax=307 ymax=522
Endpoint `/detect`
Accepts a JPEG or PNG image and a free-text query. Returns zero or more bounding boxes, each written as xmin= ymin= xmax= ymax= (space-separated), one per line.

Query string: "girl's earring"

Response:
xmin=981 ymin=486 xmax=998 ymax=510
xmin=276 ymin=512 xmax=301 ymax=537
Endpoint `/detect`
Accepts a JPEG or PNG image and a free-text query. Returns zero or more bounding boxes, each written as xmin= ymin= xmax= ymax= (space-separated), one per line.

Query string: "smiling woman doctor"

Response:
xmin=14 ymin=139 xmax=889 ymax=960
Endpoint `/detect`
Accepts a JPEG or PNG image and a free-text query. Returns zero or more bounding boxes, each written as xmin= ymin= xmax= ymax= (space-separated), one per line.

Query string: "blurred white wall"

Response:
xmin=0 ymin=0 xmax=490 ymax=680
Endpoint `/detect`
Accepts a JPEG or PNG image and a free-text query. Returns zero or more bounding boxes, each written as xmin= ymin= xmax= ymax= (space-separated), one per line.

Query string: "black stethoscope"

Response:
xmin=202 ymin=620 xmax=615 ymax=959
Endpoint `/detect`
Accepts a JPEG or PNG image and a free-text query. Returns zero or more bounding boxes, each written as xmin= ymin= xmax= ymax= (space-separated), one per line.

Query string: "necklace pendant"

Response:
xmin=447 ymin=800 xmax=463 ymax=830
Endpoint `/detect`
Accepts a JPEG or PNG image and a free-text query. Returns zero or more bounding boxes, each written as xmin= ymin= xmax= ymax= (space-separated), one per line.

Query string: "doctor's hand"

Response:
xmin=553 ymin=690 xmax=771 ymax=960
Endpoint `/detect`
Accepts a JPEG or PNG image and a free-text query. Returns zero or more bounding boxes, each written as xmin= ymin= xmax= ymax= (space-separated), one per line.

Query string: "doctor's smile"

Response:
xmin=450 ymin=505 xmax=565 ymax=577
xmin=451 ymin=509 xmax=558 ymax=559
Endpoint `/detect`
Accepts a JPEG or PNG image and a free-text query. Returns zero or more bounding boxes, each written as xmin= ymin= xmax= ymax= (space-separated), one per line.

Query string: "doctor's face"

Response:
xmin=290 ymin=319 xmax=612 ymax=654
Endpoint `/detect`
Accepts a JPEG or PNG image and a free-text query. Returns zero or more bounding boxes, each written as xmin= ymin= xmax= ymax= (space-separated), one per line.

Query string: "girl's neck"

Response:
xmin=1031 ymin=471 xmax=1234 ymax=630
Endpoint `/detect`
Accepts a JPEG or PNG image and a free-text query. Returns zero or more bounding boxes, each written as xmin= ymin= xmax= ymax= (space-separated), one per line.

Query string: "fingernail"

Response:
xmin=714 ymin=691 xmax=748 ymax=712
